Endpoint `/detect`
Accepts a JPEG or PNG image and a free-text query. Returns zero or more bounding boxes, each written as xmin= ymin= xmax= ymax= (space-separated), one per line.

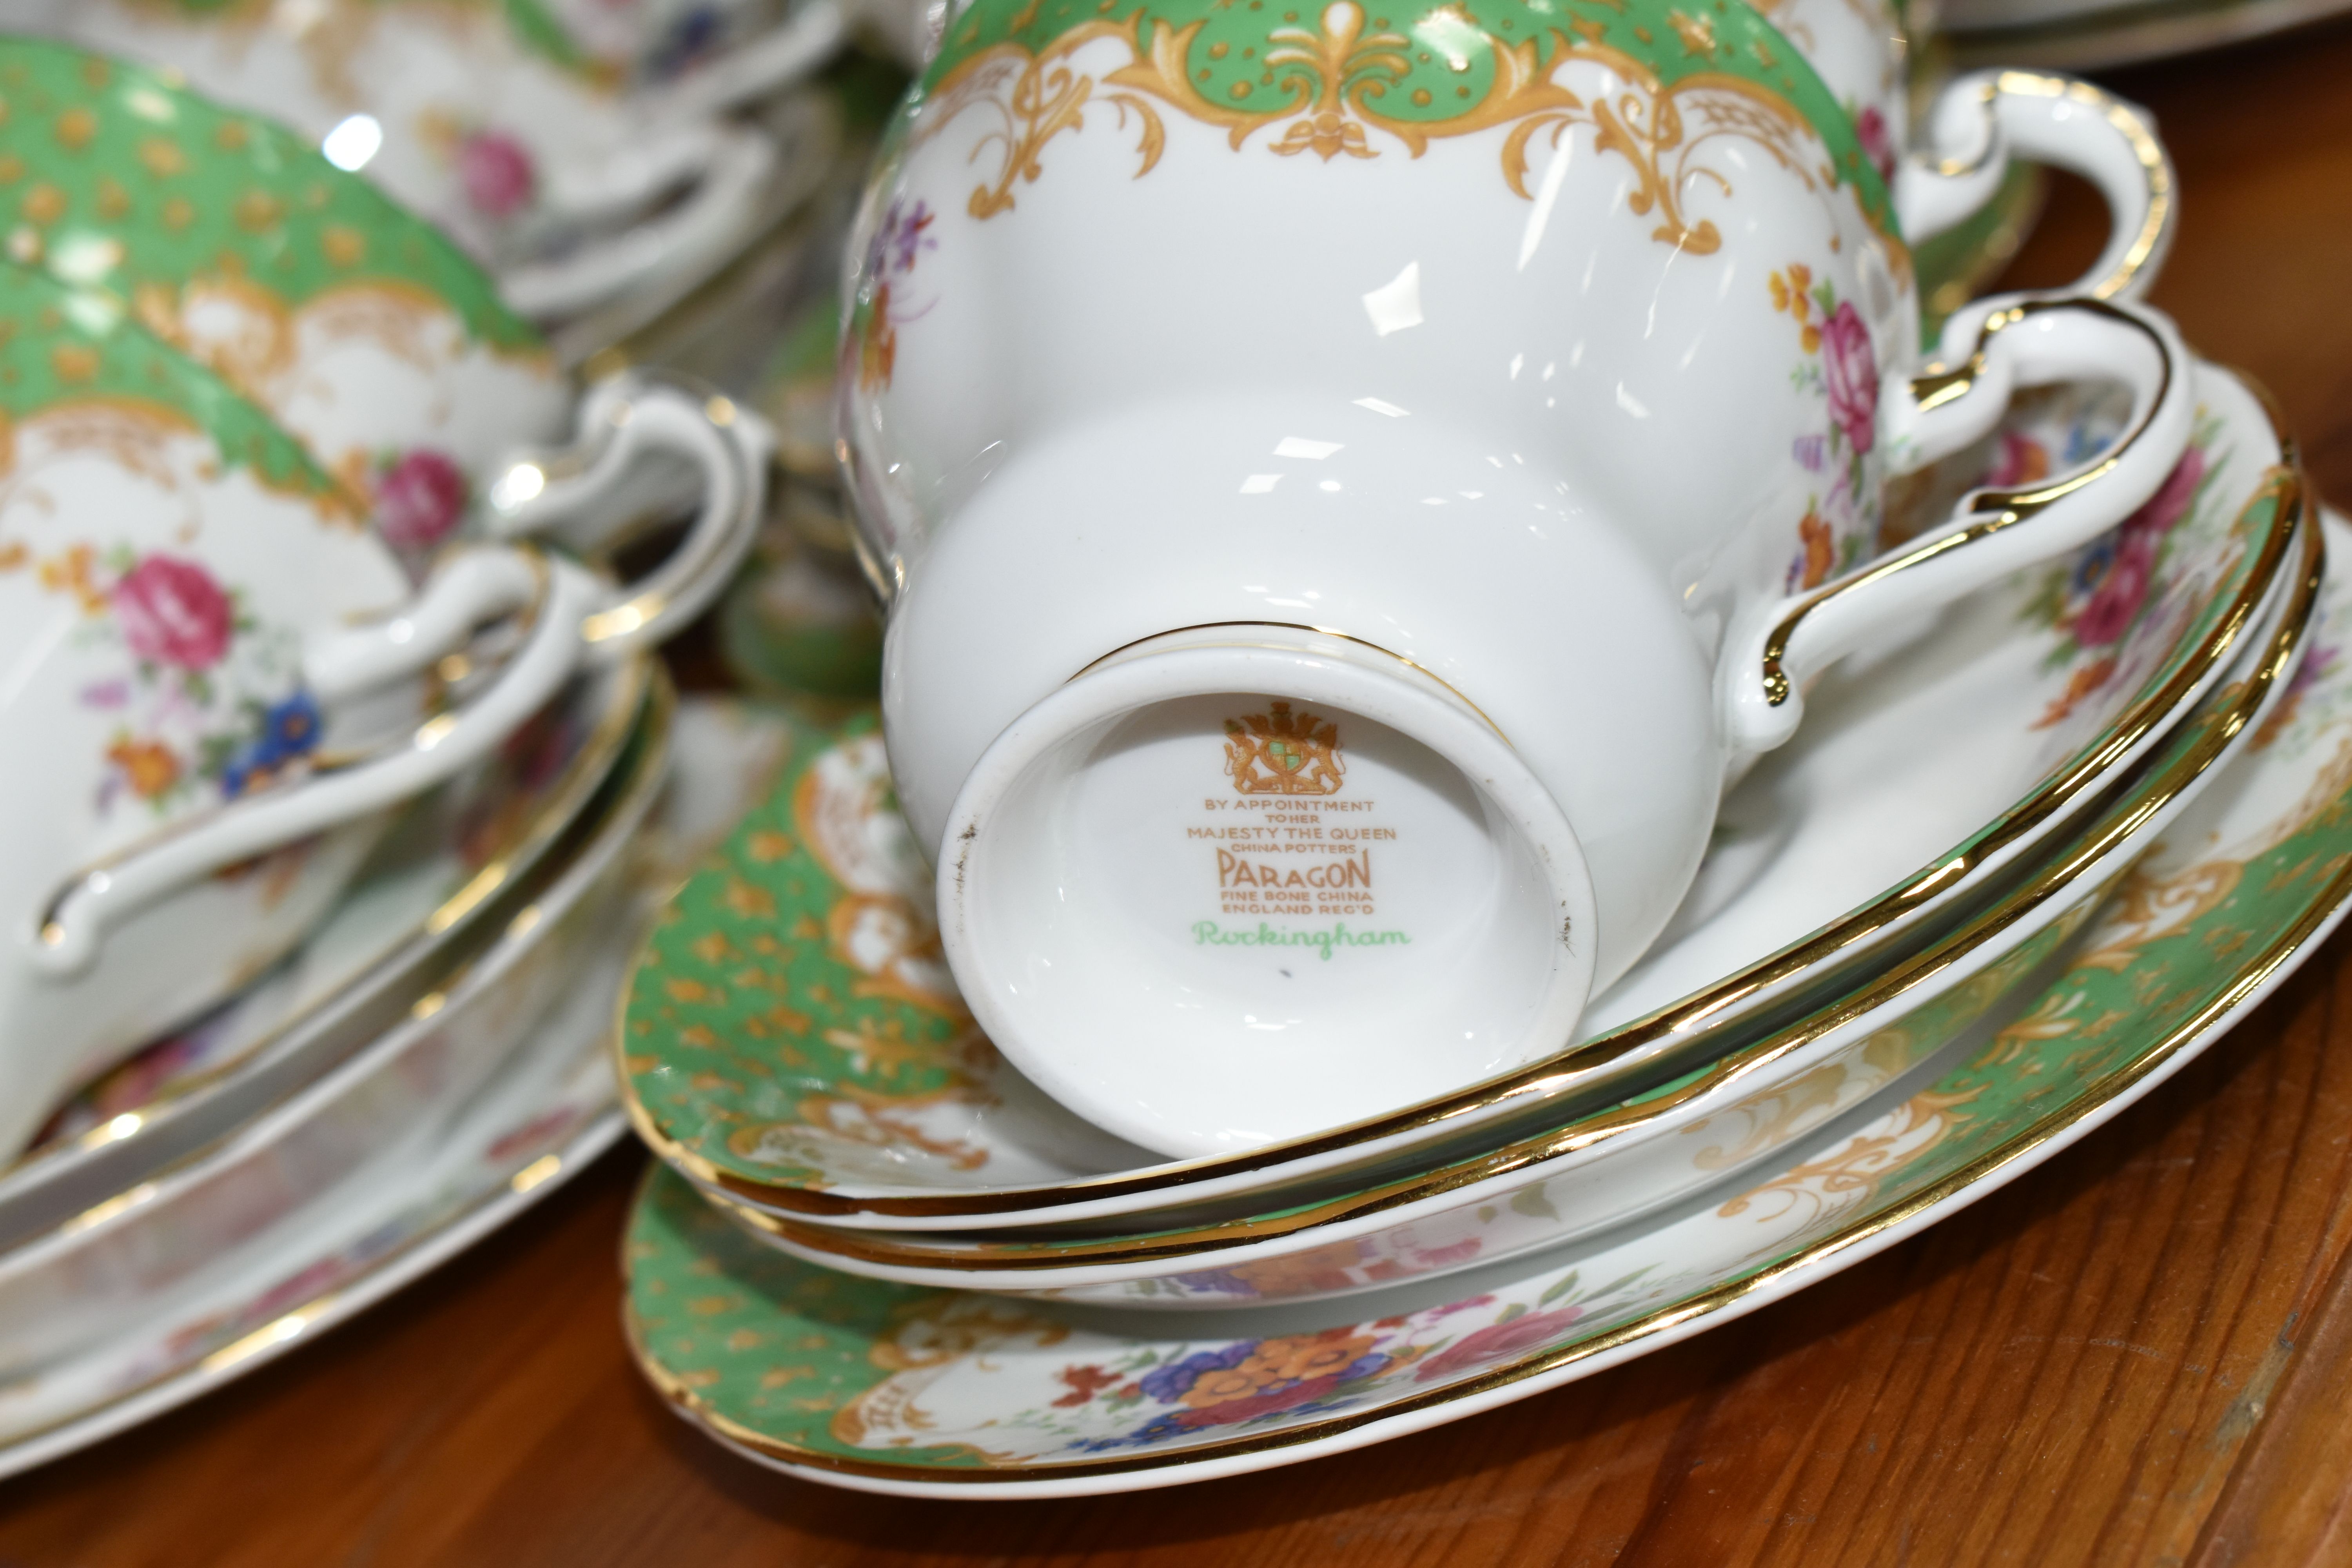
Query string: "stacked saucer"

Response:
xmin=0 ymin=35 xmax=798 ymax=1475
xmin=602 ymin=0 xmax=2348 ymax=1466
xmin=615 ymin=351 xmax=2350 ymax=1490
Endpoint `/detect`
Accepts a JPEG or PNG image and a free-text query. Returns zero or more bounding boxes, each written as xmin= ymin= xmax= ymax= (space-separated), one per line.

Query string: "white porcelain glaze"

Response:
xmin=0 ymin=694 xmax=789 ymax=1475
xmin=0 ymin=656 xmax=646 ymax=1250
xmin=626 ymin=511 xmax=2352 ymax=1494
xmin=842 ymin=0 xmax=2194 ymax=1153
xmin=0 ymin=275 xmax=761 ymax=1163
xmin=736 ymin=510 xmax=2306 ymax=1298
xmin=662 ymin=352 xmax=2296 ymax=1228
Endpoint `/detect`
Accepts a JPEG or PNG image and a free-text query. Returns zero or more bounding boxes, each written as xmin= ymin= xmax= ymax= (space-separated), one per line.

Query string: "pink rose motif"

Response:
xmin=375 ymin=448 xmax=470 ymax=550
xmin=2132 ymin=443 xmax=2207 ymax=538
xmin=1820 ymin=301 xmax=1879 ymax=456
xmin=2073 ymin=446 xmax=2205 ymax=648
xmin=1856 ymin=104 xmax=1897 ymax=185
xmin=2072 ymin=536 xmax=2155 ymax=648
xmin=459 ymin=131 xmax=537 ymax=220
xmin=1414 ymin=1305 xmax=1583 ymax=1384
xmin=114 ymin=555 xmax=234 ymax=671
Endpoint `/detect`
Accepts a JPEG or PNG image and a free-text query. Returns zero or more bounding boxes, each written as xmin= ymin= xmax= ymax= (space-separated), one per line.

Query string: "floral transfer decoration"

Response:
xmin=848 ymin=198 xmax=936 ymax=396
xmin=0 ymin=284 xmax=349 ymax=815
xmin=904 ymin=0 xmax=1896 ymax=242
xmin=2019 ymin=405 xmax=2230 ymax=731
xmin=624 ymin=513 xmax=2351 ymax=1485
xmin=51 ymin=544 xmax=322 ymax=813
xmin=1771 ymin=259 xmax=1882 ymax=589
xmin=629 ymin=1163 xmax=1680 ymax=1466
xmin=370 ymin=446 xmax=473 ymax=564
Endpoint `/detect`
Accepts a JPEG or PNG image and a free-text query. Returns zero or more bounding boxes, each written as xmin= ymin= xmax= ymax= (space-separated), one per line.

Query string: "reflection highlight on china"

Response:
xmin=842 ymin=0 xmax=2195 ymax=1154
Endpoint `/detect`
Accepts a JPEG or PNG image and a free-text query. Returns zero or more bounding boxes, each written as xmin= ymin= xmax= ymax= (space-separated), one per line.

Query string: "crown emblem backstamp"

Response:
xmin=1223 ymin=701 xmax=1345 ymax=795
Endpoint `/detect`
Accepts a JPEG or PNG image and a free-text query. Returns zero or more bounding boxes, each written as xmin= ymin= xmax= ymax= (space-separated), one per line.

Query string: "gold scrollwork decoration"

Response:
xmin=931 ymin=24 xmax=1169 ymax=218
xmin=1503 ymin=78 xmax=1812 ymax=255
xmin=918 ymin=0 xmax=1825 ymax=248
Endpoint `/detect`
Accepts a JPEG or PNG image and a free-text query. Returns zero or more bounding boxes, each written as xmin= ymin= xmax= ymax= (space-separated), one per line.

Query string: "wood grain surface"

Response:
xmin=8 ymin=19 xmax=2352 ymax=1566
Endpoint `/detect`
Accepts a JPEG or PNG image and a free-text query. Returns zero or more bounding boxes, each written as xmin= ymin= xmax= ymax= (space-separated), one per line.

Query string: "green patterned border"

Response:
xmin=919 ymin=0 xmax=1896 ymax=238
xmin=0 ymin=258 xmax=346 ymax=508
xmin=0 ymin=37 xmax=541 ymax=355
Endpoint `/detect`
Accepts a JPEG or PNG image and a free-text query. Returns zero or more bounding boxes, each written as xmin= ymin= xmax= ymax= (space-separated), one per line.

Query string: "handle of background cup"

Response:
xmin=1719 ymin=295 xmax=2194 ymax=756
xmin=498 ymin=122 xmax=779 ymax=320
xmin=1897 ymin=70 xmax=2176 ymax=303
xmin=30 ymin=550 xmax=606 ymax=977
xmin=633 ymin=0 xmax=943 ymax=119
xmin=480 ymin=376 xmax=766 ymax=655
xmin=647 ymin=0 xmax=851 ymax=119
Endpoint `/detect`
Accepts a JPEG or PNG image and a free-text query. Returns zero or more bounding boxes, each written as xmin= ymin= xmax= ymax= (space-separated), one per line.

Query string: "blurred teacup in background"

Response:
xmin=0 ymin=260 xmax=760 ymax=1161
xmin=0 ymin=38 xmax=777 ymax=592
xmin=4 ymin=0 xmax=817 ymax=323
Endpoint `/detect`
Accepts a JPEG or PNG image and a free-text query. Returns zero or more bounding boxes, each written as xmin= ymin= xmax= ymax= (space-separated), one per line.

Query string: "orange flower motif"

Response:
xmin=1224 ymin=1237 xmax=1369 ymax=1296
xmin=107 ymin=737 xmax=180 ymax=800
xmin=1247 ymin=1331 xmax=1379 ymax=1383
xmin=1771 ymin=265 xmax=1820 ymax=350
xmin=1180 ymin=1362 xmax=1280 ymax=1408
xmin=857 ymin=283 xmax=898 ymax=393
xmin=36 ymin=543 xmax=105 ymax=612
xmin=2033 ymin=655 xmax=2118 ymax=730
xmin=1797 ymin=507 xmax=1835 ymax=590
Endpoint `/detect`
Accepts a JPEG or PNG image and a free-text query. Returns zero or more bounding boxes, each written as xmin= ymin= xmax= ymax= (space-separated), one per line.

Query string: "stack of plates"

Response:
xmin=613 ymin=357 xmax=2352 ymax=1495
xmin=0 ymin=672 xmax=796 ymax=1478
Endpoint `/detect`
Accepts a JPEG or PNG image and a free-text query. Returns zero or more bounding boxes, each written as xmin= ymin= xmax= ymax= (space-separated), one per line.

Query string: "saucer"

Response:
xmin=624 ymin=510 xmax=2352 ymax=1495
xmin=619 ymin=359 xmax=2303 ymax=1230
xmin=0 ymin=655 xmax=650 ymax=1252
xmin=0 ymin=691 xmax=793 ymax=1477
xmin=691 ymin=497 xmax=2314 ymax=1301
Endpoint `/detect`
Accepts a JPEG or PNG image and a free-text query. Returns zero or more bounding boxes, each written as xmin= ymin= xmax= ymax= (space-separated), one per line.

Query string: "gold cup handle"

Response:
xmin=1898 ymin=70 xmax=2176 ymax=304
xmin=1722 ymin=294 xmax=2195 ymax=755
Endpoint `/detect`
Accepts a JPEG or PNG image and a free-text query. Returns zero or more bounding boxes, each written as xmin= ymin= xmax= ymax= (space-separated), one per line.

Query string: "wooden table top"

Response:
xmin=9 ymin=21 xmax=2352 ymax=1566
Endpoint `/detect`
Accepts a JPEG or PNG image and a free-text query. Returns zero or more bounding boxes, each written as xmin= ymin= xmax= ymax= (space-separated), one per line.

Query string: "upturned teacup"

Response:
xmin=0 ymin=262 xmax=759 ymax=1160
xmin=839 ymin=0 xmax=2195 ymax=1155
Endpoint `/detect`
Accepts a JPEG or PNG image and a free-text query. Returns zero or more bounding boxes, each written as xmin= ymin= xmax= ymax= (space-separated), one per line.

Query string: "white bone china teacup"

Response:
xmin=0 ymin=265 xmax=760 ymax=1159
xmin=841 ymin=0 xmax=2195 ymax=1155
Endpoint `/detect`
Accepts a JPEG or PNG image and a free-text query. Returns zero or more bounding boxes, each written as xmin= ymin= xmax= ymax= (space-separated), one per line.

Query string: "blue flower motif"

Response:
xmin=1136 ymin=1342 xmax=1252 ymax=1404
xmin=650 ymin=7 xmax=725 ymax=74
xmin=2070 ymin=538 xmax=2118 ymax=600
xmin=256 ymin=690 xmax=323 ymax=762
xmin=221 ymin=690 xmax=323 ymax=798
